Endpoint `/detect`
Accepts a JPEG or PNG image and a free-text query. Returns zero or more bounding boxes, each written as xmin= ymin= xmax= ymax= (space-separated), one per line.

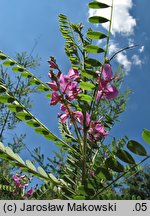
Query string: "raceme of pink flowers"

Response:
xmin=13 ymin=174 xmax=29 ymax=188
xmin=96 ymin=64 xmax=119 ymax=101
xmin=46 ymin=63 xmax=119 ymax=143
xmin=12 ymin=174 xmax=37 ymax=198
xmin=46 ymin=68 xmax=80 ymax=106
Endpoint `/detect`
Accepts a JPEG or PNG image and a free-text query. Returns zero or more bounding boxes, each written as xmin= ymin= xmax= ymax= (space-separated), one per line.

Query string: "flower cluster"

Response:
xmin=96 ymin=64 xmax=119 ymax=101
xmin=13 ymin=174 xmax=29 ymax=188
xmin=12 ymin=174 xmax=37 ymax=198
xmin=47 ymin=68 xmax=80 ymax=105
xmin=47 ymin=60 xmax=119 ymax=143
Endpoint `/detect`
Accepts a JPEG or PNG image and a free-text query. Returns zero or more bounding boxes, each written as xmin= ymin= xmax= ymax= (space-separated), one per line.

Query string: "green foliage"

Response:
xmin=142 ymin=129 xmax=150 ymax=144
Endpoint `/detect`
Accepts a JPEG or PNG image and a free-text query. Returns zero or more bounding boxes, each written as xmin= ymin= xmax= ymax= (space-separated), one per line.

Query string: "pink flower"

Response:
xmin=86 ymin=113 xmax=91 ymax=126
xmin=46 ymin=81 xmax=58 ymax=91
xmin=73 ymin=111 xmax=90 ymax=126
xmin=68 ymin=81 xmax=78 ymax=90
xmin=50 ymin=91 xmax=60 ymax=105
xmin=96 ymin=64 xmax=119 ymax=101
xmin=48 ymin=58 xmax=58 ymax=69
xmin=60 ymin=104 xmax=67 ymax=112
xmin=59 ymin=113 xmax=68 ymax=123
xmin=13 ymin=174 xmax=29 ymax=188
xmin=27 ymin=188 xmax=34 ymax=197
xmin=67 ymin=87 xmax=81 ymax=100
xmin=96 ymin=90 xmax=102 ymax=101
xmin=68 ymin=68 xmax=79 ymax=80
xmin=102 ymin=64 xmax=113 ymax=81
xmin=72 ymin=111 xmax=83 ymax=124
xmin=88 ymin=122 xmax=108 ymax=142
xmin=103 ymin=85 xmax=119 ymax=100
xmin=59 ymin=74 xmax=71 ymax=93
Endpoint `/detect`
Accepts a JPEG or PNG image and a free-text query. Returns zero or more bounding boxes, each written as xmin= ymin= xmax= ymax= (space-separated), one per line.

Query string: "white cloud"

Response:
xmin=139 ymin=46 xmax=144 ymax=53
xmin=88 ymin=0 xmax=136 ymax=36
xmin=131 ymin=55 xmax=142 ymax=66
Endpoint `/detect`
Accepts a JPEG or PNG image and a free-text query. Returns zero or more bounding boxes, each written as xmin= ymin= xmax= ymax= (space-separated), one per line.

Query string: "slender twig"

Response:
xmin=0 ymin=76 xmax=22 ymax=138
xmin=109 ymin=45 xmax=139 ymax=61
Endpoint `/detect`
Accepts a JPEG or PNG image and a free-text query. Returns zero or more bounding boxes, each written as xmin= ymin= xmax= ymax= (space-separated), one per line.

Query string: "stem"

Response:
xmin=0 ymin=110 xmax=10 ymax=139
xmin=82 ymin=110 xmax=87 ymax=185
xmin=104 ymin=0 xmax=114 ymax=61
xmin=91 ymin=155 xmax=150 ymax=199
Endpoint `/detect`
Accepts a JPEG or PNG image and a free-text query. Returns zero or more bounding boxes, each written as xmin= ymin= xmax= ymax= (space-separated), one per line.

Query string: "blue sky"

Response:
xmin=0 ymin=0 xmax=150 ymax=168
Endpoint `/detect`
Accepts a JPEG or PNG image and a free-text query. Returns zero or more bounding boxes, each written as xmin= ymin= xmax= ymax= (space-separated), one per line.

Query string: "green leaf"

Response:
xmin=85 ymin=45 xmax=104 ymax=54
xmin=26 ymin=160 xmax=36 ymax=172
xmin=0 ymin=53 xmax=7 ymax=60
xmin=46 ymin=93 xmax=52 ymax=99
xmin=127 ymin=140 xmax=147 ymax=156
xmin=89 ymin=16 xmax=109 ymax=24
xmin=95 ymin=167 xmax=113 ymax=180
xmin=0 ymin=85 xmax=7 ymax=93
xmin=142 ymin=129 xmax=150 ymax=144
xmin=85 ymin=58 xmax=101 ymax=67
xmin=88 ymin=1 xmax=110 ymax=9
xmin=29 ymin=78 xmax=41 ymax=85
xmin=16 ymin=111 xmax=33 ymax=121
xmin=3 ymin=59 xmax=16 ymax=66
xmin=64 ymin=175 xmax=76 ymax=185
xmin=116 ymin=149 xmax=135 ymax=164
xmin=78 ymin=93 xmax=92 ymax=102
xmin=5 ymin=147 xmax=16 ymax=159
xmin=80 ymin=81 xmax=95 ymax=90
xmin=38 ymin=167 xmax=48 ymax=178
xmin=0 ymin=142 xmax=5 ymax=151
xmin=87 ymin=31 xmax=107 ymax=40
xmin=81 ymin=70 xmax=96 ymax=79
xmin=49 ymin=174 xmax=60 ymax=185
xmin=105 ymin=157 xmax=124 ymax=172
xmin=15 ymin=153 xmax=25 ymax=165
xmin=12 ymin=66 xmax=25 ymax=72
xmin=26 ymin=120 xmax=41 ymax=127
xmin=0 ymin=94 xmax=15 ymax=103
xmin=8 ymin=104 xmax=24 ymax=112
xmin=37 ymin=85 xmax=49 ymax=91
xmin=21 ymin=71 xmax=33 ymax=78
